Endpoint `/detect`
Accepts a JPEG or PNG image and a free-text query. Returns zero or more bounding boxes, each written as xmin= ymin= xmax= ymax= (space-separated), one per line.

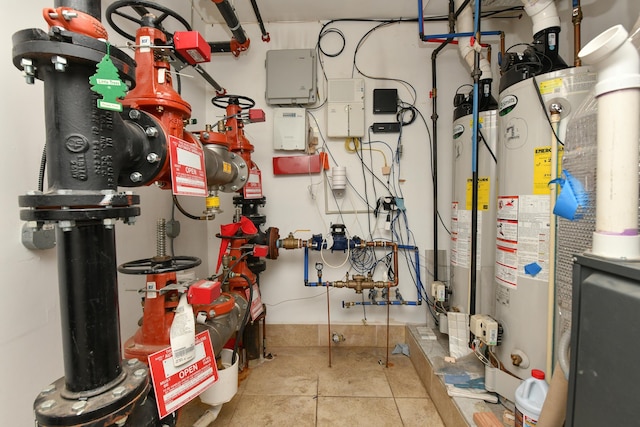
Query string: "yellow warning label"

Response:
xmin=466 ymin=176 xmax=490 ymax=210
xmin=223 ymin=162 xmax=231 ymax=174
xmin=533 ymin=145 xmax=564 ymax=194
xmin=538 ymin=78 xmax=563 ymax=95
xmin=468 ymin=116 xmax=485 ymax=127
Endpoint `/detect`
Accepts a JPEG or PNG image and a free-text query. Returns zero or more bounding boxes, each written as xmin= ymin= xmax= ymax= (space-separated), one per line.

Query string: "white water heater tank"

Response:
xmin=495 ymin=67 xmax=595 ymax=382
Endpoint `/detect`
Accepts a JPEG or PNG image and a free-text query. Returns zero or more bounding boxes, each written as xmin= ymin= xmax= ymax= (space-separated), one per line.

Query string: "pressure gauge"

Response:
xmin=315 ymin=262 xmax=323 ymax=272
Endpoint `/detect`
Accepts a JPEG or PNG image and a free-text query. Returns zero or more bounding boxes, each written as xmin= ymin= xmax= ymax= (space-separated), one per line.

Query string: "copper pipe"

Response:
xmin=326 ymin=284 xmax=332 ymax=368
xmin=500 ymin=31 xmax=505 ymax=59
xmin=386 ymin=276 xmax=390 ymax=368
xmin=572 ymin=2 xmax=583 ymax=66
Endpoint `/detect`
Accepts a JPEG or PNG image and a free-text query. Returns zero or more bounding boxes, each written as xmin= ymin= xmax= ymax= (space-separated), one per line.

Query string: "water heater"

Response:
xmin=494 ymin=67 xmax=595 ymax=381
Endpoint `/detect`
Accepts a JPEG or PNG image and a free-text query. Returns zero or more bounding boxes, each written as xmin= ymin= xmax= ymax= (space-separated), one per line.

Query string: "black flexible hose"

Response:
xmin=172 ymin=195 xmax=208 ymax=220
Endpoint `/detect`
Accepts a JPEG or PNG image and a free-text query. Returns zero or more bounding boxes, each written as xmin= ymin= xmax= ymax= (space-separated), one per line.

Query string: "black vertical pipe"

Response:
xmin=38 ymin=12 xmax=128 ymax=393
xmin=430 ymin=0 xmax=456 ymax=281
xmin=470 ymin=154 xmax=479 ymax=315
xmin=58 ymin=222 xmax=122 ymax=392
xmin=469 ymin=0 xmax=482 ymax=316
xmin=54 ymin=0 xmax=101 ymax=20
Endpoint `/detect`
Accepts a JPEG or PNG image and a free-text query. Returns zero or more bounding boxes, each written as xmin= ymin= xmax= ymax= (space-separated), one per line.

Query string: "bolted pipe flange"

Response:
xmin=34 ymin=361 xmax=149 ymax=427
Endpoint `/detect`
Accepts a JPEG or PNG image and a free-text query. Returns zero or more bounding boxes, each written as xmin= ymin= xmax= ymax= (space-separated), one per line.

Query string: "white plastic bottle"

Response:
xmin=515 ymin=369 xmax=549 ymax=427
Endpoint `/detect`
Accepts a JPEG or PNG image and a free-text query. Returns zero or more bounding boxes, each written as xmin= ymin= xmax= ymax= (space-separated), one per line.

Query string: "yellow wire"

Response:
xmin=344 ymin=137 xmax=388 ymax=167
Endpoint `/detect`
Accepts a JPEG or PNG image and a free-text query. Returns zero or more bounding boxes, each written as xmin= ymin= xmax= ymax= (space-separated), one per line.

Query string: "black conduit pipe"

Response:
xmin=469 ymin=0 xmax=483 ymax=317
xmin=249 ymin=0 xmax=270 ymax=41
xmin=212 ymin=0 xmax=247 ymax=44
xmin=430 ymin=0 xmax=456 ymax=282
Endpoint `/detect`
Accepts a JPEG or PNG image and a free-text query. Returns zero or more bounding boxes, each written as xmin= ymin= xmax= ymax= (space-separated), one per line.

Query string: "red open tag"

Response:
xmin=148 ymin=331 xmax=218 ymax=419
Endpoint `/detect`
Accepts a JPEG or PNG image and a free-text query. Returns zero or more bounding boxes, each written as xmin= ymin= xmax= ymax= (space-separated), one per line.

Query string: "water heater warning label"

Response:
xmin=533 ymin=145 xmax=564 ymax=195
xmin=466 ymin=176 xmax=490 ymax=210
xmin=495 ymin=195 xmax=551 ymax=288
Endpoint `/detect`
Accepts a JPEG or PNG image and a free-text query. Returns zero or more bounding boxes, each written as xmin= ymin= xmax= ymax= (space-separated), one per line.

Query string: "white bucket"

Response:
xmin=199 ymin=349 xmax=239 ymax=406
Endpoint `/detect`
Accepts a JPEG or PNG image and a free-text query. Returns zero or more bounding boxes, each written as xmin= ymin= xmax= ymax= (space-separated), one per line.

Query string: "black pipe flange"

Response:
xmin=34 ymin=359 xmax=149 ymax=427
xmin=118 ymin=108 xmax=169 ymax=187
xmin=12 ymin=27 xmax=136 ymax=87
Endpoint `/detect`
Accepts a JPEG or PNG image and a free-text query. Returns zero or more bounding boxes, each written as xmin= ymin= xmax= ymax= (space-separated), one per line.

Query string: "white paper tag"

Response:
xmin=146 ymin=281 xmax=157 ymax=299
xmin=170 ymin=293 xmax=195 ymax=367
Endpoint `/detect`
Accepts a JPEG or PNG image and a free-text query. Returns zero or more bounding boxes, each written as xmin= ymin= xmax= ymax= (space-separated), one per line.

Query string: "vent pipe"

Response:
xmin=579 ymin=25 xmax=640 ymax=259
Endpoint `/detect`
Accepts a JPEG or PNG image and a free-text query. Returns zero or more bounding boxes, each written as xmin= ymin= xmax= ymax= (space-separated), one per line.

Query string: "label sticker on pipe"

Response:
xmin=169 ymin=136 xmax=207 ymax=197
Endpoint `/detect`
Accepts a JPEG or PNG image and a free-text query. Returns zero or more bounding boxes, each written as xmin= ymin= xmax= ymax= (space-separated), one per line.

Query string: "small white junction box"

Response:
xmin=273 ymin=107 xmax=307 ymax=150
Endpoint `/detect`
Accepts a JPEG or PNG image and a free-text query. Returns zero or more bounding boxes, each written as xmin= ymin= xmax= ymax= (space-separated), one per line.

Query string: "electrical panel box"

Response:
xmin=470 ymin=314 xmax=499 ymax=346
xmin=327 ymin=78 xmax=365 ymax=138
xmin=273 ymin=108 xmax=307 ymax=150
xmin=266 ymin=49 xmax=317 ymax=105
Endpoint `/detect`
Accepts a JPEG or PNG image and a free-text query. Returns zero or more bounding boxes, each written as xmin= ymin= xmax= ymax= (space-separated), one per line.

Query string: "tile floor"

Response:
xmin=177 ymin=346 xmax=445 ymax=426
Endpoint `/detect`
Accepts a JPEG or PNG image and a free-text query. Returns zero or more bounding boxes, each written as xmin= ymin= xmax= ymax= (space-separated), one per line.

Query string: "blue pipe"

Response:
xmin=421 ymin=30 xmax=501 ymax=41
xmin=397 ymin=245 xmax=424 ymax=303
xmin=418 ymin=0 xmax=424 ymax=37
xmin=304 ymin=246 xmax=309 ymax=283
xmin=306 ymin=281 xmax=332 ymax=287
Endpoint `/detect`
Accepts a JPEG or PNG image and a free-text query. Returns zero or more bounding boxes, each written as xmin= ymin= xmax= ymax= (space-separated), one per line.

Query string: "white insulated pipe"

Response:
xmin=521 ymin=0 xmax=561 ymax=36
xmin=579 ymin=25 xmax=640 ymax=259
xmin=454 ymin=0 xmax=492 ymax=80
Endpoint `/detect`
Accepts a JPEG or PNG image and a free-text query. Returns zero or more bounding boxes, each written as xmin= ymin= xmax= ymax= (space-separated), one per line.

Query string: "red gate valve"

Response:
xmin=187 ymin=280 xmax=222 ymax=305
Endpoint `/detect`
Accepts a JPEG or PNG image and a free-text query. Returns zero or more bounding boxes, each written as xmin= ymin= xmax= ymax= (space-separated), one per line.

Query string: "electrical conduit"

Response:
xmin=579 ymin=25 xmax=640 ymax=259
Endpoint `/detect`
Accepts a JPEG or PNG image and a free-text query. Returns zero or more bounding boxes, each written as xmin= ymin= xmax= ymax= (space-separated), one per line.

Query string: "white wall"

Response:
xmin=2 ymin=0 xmax=637 ymax=424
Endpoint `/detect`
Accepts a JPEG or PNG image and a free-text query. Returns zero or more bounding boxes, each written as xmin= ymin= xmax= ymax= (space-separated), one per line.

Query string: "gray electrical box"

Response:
xmin=266 ymin=49 xmax=317 ymax=105
xmin=567 ymin=254 xmax=640 ymax=426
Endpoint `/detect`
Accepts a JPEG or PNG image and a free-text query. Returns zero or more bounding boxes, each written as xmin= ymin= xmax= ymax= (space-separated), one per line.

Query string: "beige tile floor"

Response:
xmin=177 ymin=346 xmax=445 ymax=427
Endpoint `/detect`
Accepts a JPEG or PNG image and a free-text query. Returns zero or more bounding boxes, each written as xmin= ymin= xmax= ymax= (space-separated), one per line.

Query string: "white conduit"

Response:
xmin=579 ymin=25 xmax=640 ymax=259
xmin=520 ymin=0 xmax=561 ymax=36
xmin=454 ymin=0 xmax=491 ymax=80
